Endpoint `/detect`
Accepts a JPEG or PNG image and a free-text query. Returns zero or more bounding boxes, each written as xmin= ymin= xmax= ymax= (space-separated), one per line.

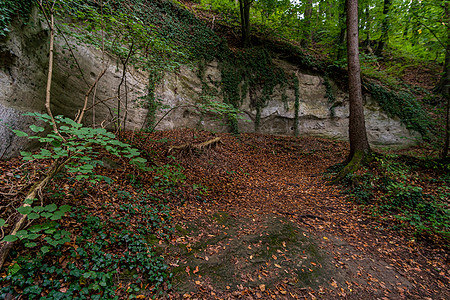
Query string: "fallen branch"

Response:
xmin=168 ymin=137 xmax=222 ymax=154
xmin=0 ymin=156 xmax=67 ymax=269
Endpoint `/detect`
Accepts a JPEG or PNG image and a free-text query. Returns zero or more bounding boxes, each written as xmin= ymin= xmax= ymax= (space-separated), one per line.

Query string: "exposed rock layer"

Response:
xmin=0 ymin=17 xmax=418 ymax=158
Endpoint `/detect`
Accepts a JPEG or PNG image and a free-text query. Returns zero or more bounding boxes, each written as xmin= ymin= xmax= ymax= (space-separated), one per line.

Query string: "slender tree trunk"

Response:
xmin=239 ymin=0 xmax=251 ymax=47
xmin=336 ymin=0 xmax=347 ymax=60
xmin=375 ymin=0 xmax=391 ymax=56
xmin=334 ymin=0 xmax=371 ymax=181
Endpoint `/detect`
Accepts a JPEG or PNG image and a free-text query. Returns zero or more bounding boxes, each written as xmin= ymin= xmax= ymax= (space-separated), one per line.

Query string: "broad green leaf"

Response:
xmin=17 ymin=206 xmax=32 ymax=215
xmin=41 ymin=246 xmax=50 ymax=254
xmin=2 ymin=235 xmax=18 ymax=242
xmin=16 ymin=230 xmax=29 ymax=239
xmin=50 ymin=211 xmax=65 ymax=220
xmin=27 ymin=233 xmax=41 ymax=240
xmin=29 ymin=224 xmax=43 ymax=233
xmin=7 ymin=263 xmax=21 ymax=276
xmin=0 ymin=219 xmax=6 ymax=227
xmin=59 ymin=205 xmax=72 ymax=213
xmin=24 ymin=198 xmax=34 ymax=205
xmin=33 ymin=206 xmax=45 ymax=213
xmin=29 ymin=125 xmax=45 ymax=132
xmin=25 ymin=242 xmax=37 ymax=248
xmin=27 ymin=213 xmax=40 ymax=220
xmin=13 ymin=130 xmax=28 ymax=137
xmin=41 ymin=212 xmax=53 ymax=219
xmin=44 ymin=203 xmax=57 ymax=212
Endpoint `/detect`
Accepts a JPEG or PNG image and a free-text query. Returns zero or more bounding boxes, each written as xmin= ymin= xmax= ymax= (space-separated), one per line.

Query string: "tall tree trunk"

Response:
xmin=239 ymin=0 xmax=251 ymax=47
xmin=334 ymin=0 xmax=371 ymax=181
xmin=375 ymin=0 xmax=391 ymax=56
xmin=336 ymin=0 xmax=347 ymax=60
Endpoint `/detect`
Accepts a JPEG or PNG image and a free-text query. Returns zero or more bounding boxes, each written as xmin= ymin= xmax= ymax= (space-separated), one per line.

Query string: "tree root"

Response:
xmin=168 ymin=137 xmax=222 ymax=154
xmin=332 ymin=150 xmax=370 ymax=183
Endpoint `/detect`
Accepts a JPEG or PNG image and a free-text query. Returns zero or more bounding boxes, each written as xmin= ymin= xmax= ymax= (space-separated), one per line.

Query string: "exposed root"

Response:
xmin=332 ymin=150 xmax=371 ymax=183
xmin=168 ymin=137 xmax=222 ymax=155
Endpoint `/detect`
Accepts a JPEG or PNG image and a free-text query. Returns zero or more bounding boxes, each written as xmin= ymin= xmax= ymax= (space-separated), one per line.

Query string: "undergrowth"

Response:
xmin=336 ymin=155 xmax=449 ymax=246
xmin=0 ymin=187 xmax=174 ymax=299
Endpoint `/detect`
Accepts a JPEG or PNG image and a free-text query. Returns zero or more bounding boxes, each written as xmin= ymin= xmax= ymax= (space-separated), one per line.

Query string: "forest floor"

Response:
xmin=1 ymin=129 xmax=449 ymax=299
xmin=139 ymin=129 xmax=449 ymax=299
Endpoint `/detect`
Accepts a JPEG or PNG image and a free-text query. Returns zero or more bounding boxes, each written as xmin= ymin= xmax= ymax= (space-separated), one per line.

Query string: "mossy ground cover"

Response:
xmin=167 ymin=213 xmax=329 ymax=294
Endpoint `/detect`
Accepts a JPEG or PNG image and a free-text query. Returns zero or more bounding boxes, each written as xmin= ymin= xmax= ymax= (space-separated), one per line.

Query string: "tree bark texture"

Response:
xmin=334 ymin=0 xmax=370 ymax=182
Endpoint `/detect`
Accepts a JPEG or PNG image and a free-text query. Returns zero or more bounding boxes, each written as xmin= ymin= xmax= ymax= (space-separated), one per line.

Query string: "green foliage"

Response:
xmin=1 ymin=194 xmax=172 ymax=299
xmin=1 ymin=112 xmax=149 ymax=277
xmin=16 ymin=113 xmax=147 ymax=176
xmin=342 ymin=155 xmax=449 ymax=242
xmin=0 ymin=0 xmax=33 ymax=37
xmin=365 ymin=82 xmax=433 ymax=137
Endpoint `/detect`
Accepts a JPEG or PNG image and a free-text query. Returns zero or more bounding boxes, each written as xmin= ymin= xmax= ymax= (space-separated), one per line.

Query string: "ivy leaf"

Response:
xmin=0 ymin=219 xmax=5 ymax=227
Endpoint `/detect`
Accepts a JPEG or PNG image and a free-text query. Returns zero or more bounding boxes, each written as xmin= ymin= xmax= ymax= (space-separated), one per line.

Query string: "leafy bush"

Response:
xmin=341 ymin=155 xmax=449 ymax=243
xmin=1 ymin=197 xmax=172 ymax=299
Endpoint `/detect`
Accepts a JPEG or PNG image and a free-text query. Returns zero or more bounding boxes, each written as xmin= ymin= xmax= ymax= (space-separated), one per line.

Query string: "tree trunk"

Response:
xmin=375 ymin=0 xmax=391 ymax=56
xmin=239 ymin=0 xmax=251 ymax=47
xmin=336 ymin=0 xmax=347 ymax=60
xmin=334 ymin=0 xmax=371 ymax=182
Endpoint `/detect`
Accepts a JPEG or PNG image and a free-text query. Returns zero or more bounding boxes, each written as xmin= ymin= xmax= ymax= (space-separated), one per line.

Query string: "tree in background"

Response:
xmin=239 ymin=0 xmax=253 ymax=47
xmin=375 ymin=0 xmax=391 ymax=56
xmin=335 ymin=0 xmax=371 ymax=181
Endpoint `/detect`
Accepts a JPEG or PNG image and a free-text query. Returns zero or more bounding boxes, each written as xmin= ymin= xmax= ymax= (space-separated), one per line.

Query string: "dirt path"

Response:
xmin=146 ymin=130 xmax=449 ymax=299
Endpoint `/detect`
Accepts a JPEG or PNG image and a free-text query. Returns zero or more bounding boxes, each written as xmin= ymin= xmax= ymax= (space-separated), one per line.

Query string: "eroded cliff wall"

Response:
xmin=0 ymin=17 xmax=419 ymax=159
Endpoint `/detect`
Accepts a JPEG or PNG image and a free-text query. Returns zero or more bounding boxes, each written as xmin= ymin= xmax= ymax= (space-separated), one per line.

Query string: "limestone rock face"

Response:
xmin=0 ymin=18 xmax=419 ymax=158
xmin=0 ymin=14 xmax=148 ymax=158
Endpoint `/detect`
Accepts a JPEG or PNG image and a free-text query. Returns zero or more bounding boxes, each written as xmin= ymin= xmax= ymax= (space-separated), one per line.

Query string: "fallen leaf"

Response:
xmin=259 ymin=284 xmax=266 ymax=292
